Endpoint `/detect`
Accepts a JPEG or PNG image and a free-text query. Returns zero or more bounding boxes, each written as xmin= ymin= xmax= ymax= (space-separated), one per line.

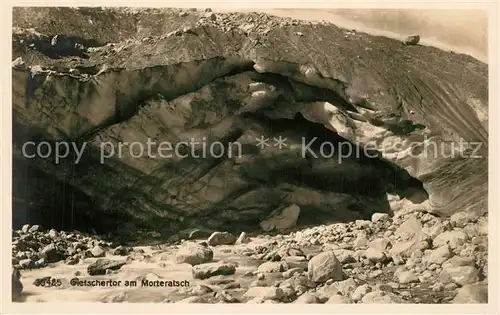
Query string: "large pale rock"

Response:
xmin=423 ymin=244 xmax=453 ymax=265
xmin=371 ymin=213 xmax=390 ymax=223
xmin=330 ymin=277 xmax=358 ymax=296
xmin=260 ymin=204 xmax=300 ymax=232
xmin=368 ymin=238 xmax=392 ymax=252
xmin=364 ymin=248 xmax=387 ymax=263
xmin=351 ymin=284 xmax=372 ymax=302
xmin=433 ymin=230 xmax=468 ymax=249
xmin=307 ymin=251 xmax=343 ymax=283
xmin=174 ymin=242 xmax=213 ymax=265
xmin=477 ymin=218 xmax=488 ymax=235
xmin=390 ymin=232 xmax=429 ymax=258
xmin=332 ymin=249 xmax=357 ymax=264
xmin=90 ymin=245 xmax=106 ymax=258
xmin=442 ymin=256 xmax=476 ymax=268
xmin=441 ymin=263 xmax=480 ymax=286
xmin=394 ymin=215 xmax=423 ymax=240
xmin=452 ymin=282 xmax=488 ymax=303
xmin=21 ymin=224 xmax=30 ymax=233
xmin=192 ymin=262 xmax=236 ymax=279
xmin=450 ymin=211 xmax=473 ymax=228
xmin=235 ymin=232 xmax=251 ymax=244
xmin=28 ymin=225 xmax=43 ymax=233
xmin=394 ymin=267 xmax=419 ymax=284
xmin=353 ymin=231 xmax=369 ymax=248
xmin=422 ymin=221 xmax=449 ymax=239
xmin=257 ymin=261 xmax=287 ymax=273
xmin=207 ymin=232 xmax=237 ymax=246
xmin=12 ymin=56 xmax=25 ymax=69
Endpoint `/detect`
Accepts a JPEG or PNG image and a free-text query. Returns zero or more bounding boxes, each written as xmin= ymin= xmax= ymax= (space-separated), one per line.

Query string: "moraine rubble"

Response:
xmin=12 ymin=209 xmax=488 ymax=303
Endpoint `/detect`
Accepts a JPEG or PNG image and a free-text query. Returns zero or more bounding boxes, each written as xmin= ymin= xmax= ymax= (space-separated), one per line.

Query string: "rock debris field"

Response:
xmin=12 ymin=210 xmax=488 ymax=303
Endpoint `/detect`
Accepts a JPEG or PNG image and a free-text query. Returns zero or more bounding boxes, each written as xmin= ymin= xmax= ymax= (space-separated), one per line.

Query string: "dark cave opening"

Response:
xmin=11 ymin=157 xmax=123 ymax=234
xmin=246 ymin=111 xmax=428 ymax=200
xmin=11 ymin=112 xmax=135 ymax=236
xmin=189 ymin=111 xmax=430 ymax=237
xmin=241 ymin=69 xmax=428 ymax=202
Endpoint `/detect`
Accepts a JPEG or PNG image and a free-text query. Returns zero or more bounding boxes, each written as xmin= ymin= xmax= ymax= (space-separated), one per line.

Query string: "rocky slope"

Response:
xmin=12 ymin=7 xmax=488 ymax=242
xmin=12 ymin=210 xmax=488 ymax=303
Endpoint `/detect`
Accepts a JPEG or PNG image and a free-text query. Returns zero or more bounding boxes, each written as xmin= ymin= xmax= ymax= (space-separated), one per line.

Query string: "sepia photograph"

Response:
xmin=6 ymin=3 xmax=493 ymax=310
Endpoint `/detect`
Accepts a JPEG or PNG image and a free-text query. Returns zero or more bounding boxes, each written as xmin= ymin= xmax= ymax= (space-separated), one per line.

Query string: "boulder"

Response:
xmin=394 ymin=215 xmax=423 ymax=240
xmin=423 ymin=244 xmax=453 ymax=265
xmin=112 ymin=246 xmax=131 ymax=256
xmin=441 ymin=265 xmax=480 ymax=286
xmin=364 ymin=248 xmax=387 ymax=263
xmin=207 ymin=232 xmax=237 ymax=246
xmin=307 ymin=251 xmax=343 ymax=283
xmin=351 ymin=284 xmax=372 ymax=302
xmin=174 ymin=242 xmax=213 ymax=265
xmin=90 ymin=245 xmax=106 ymax=258
xmin=450 ymin=211 xmax=473 ymax=228
xmin=452 ymin=282 xmax=488 ymax=303
xmin=257 ymin=261 xmax=287 ymax=273
xmin=434 ymin=231 xmax=468 ymax=249
xmin=40 ymin=243 xmax=63 ymax=263
xmin=87 ymin=259 xmax=126 ymax=276
xmin=403 ymin=34 xmax=420 ymax=45
xmin=371 ymin=213 xmax=390 ymax=223
xmin=394 ymin=268 xmax=419 ymax=284
xmin=235 ymin=232 xmax=251 ymax=244
xmin=192 ymin=262 xmax=236 ymax=279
